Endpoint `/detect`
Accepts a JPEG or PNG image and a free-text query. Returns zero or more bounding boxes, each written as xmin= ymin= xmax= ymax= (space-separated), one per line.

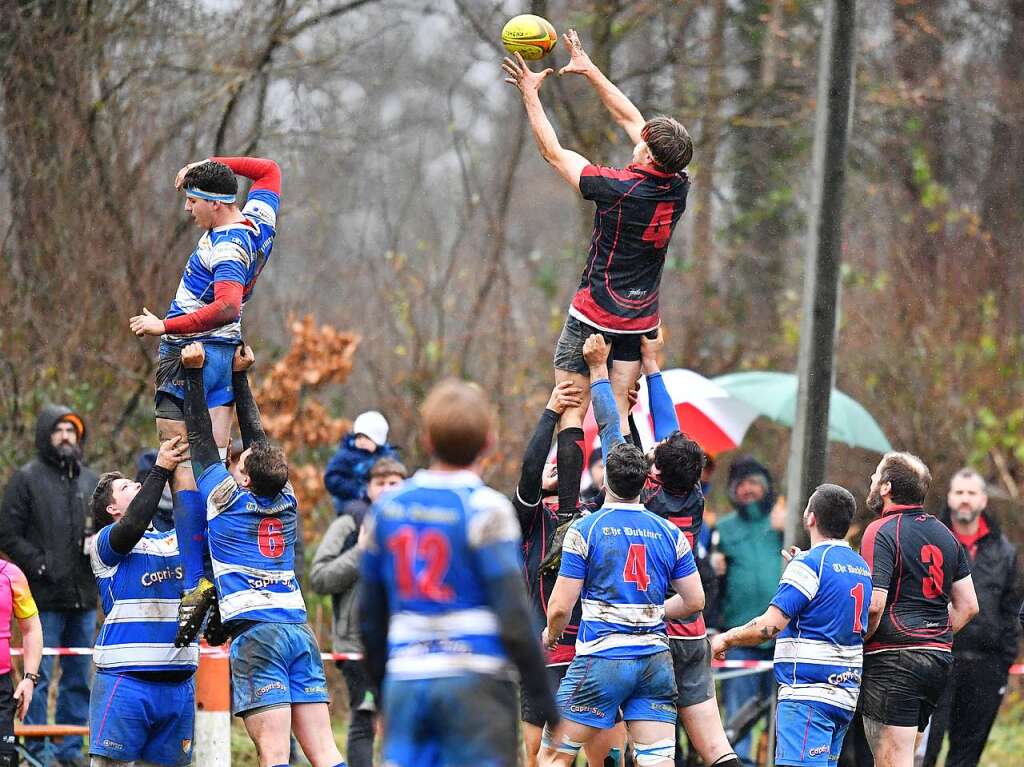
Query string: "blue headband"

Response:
xmin=184 ymin=187 xmax=236 ymax=203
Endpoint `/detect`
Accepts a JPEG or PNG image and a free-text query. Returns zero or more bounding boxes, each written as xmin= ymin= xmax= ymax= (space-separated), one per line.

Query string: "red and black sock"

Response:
xmin=556 ymin=426 xmax=585 ymax=513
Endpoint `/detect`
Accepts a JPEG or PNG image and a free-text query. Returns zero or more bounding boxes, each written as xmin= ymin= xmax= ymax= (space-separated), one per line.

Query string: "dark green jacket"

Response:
xmin=716 ymin=507 xmax=783 ymax=635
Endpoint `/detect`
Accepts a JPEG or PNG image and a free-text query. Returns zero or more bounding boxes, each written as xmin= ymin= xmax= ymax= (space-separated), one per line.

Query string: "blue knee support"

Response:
xmin=173 ymin=489 xmax=206 ymax=590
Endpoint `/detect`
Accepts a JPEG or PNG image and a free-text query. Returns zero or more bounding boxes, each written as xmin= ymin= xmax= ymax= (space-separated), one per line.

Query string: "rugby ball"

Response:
xmin=501 ymin=14 xmax=558 ymax=61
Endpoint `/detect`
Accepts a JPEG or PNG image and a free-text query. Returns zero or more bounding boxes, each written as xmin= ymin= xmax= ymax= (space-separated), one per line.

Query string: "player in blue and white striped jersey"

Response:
xmin=711 ymin=484 xmax=872 ymax=767
xmin=539 ymin=442 xmax=705 ymax=767
xmin=359 ymin=380 xmax=558 ymax=767
xmin=87 ymin=435 xmax=198 ymax=767
xmin=129 ymin=156 xmax=282 ymax=648
xmin=178 ymin=342 xmax=346 ymax=767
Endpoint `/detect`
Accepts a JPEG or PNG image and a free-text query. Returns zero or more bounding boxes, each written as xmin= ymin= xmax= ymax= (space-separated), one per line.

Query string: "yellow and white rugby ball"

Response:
xmin=501 ymin=14 xmax=558 ymax=61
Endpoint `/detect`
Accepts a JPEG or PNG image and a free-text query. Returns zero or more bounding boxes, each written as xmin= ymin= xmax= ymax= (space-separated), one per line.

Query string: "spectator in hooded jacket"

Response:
xmin=310 ymin=456 xmax=407 ymax=767
xmin=922 ymin=469 xmax=1022 ymax=767
xmin=711 ymin=456 xmax=784 ymax=766
xmin=323 ymin=411 xmax=400 ymax=514
xmin=0 ymin=405 xmax=99 ymax=767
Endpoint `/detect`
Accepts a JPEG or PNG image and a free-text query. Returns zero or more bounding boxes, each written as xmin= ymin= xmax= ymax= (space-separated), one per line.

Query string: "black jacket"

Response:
xmin=941 ymin=507 xmax=1022 ymax=665
xmin=0 ymin=405 xmax=99 ymax=611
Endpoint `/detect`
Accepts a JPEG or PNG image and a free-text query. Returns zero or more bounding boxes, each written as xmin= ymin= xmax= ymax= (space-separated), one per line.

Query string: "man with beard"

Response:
xmin=859 ymin=452 xmax=979 ymax=767
xmin=0 ymin=406 xmax=99 ymax=767
xmin=921 ymin=469 xmax=1021 ymax=767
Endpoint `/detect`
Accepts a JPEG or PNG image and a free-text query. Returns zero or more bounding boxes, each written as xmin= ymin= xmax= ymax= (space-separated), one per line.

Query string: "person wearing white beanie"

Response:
xmin=324 ymin=411 xmax=400 ymax=513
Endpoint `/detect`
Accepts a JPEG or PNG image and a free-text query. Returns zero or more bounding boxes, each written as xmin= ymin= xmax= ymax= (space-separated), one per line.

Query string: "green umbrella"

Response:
xmin=711 ymin=371 xmax=893 ymax=454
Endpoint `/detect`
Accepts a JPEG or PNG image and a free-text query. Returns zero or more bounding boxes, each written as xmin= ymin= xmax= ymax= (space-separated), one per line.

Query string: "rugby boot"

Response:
xmin=202 ymin=591 xmax=230 ymax=646
xmin=175 ymin=577 xmax=217 ymax=647
xmin=539 ymin=513 xmax=580 ymax=575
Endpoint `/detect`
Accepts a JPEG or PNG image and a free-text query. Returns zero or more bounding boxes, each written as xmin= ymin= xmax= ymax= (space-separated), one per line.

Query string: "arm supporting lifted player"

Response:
xmin=178 ymin=343 xmax=263 ymax=478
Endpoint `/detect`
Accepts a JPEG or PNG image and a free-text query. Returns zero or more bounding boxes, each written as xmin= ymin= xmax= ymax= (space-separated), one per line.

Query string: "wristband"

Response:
xmin=24 ymin=672 xmax=39 ymax=684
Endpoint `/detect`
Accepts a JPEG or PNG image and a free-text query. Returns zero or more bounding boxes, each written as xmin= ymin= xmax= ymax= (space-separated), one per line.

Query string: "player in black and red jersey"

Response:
xmin=503 ymin=29 xmax=692 ymax=519
xmin=584 ymin=331 xmax=740 ymax=767
xmin=513 ymin=381 xmax=626 ymax=767
xmin=860 ymin=452 xmax=979 ymax=767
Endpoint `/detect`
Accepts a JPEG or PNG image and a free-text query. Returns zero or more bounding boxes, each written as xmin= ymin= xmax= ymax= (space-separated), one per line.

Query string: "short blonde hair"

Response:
xmin=421 ymin=379 xmax=493 ymax=467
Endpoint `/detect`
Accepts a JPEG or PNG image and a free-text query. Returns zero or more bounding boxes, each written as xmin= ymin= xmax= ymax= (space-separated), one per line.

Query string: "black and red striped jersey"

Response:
xmin=642 ymin=481 xmax=707 ymax=639
xmin=514 ymin=494 xmax=592 ymax=665
xmin=861 ymin=505 xmax=971 ymax=654
xmin=570 ymin=163 xmax=690 ymax=334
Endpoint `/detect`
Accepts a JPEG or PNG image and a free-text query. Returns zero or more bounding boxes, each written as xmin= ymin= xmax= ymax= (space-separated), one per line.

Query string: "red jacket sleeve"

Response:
xmin=211 ymin=156 xmax=281 ymax=195
xmin=162 ymin=281 xmax=244 ymax=335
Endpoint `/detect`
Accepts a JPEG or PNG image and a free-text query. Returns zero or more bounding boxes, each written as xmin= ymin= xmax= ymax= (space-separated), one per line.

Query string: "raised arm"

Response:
xmin=640 ymin=330 xmax=678 ymax=441
xmin=211 ymin=156 xmax=281 ymax=196
xmin=179 ymin=343 xmax=223 ymax=478
xmin=583 ymin=334 xmax=625 ymax=455
xmin=107 ymin=438 xmax=187 ymax=554
xmin=516 ymin=382 xmax=582 ymax=511
xmin=559 ymin=29 xmax=645 ymax=145
xmin=503 ymin=53 xmax=590 ymax=191
xmin=230 ymin=345 xmax=267 ymax=448
xmin=174 ymin=156 xmax=281 ymax=197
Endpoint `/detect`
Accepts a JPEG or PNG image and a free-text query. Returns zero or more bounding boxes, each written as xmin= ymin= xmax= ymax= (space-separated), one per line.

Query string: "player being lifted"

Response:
xmin=179 ymin=343 xmax=345 ymax=767
xmin=129 ymin=155 xmax=281 ymax=643
xmin=503 ymin=29 xmax=692 ymax=516
xmin=359 ymin=380 xmax=560 ymax=767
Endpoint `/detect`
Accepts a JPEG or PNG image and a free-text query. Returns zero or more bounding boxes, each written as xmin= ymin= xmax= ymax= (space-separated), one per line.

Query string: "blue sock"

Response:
xmin=173 ymin=489 xmax=206 ymax=590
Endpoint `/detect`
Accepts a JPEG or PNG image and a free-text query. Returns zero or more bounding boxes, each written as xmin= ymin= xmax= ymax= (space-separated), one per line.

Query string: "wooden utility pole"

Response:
xmin=784 ymin=0 xmax=858 ymax=548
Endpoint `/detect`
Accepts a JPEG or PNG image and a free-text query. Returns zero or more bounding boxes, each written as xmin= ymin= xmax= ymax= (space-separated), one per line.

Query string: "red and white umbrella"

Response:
xmin=579 ymin=369 xmax=760 ymax=464
xmin=636 ymin=368 xmax=760 ymax=455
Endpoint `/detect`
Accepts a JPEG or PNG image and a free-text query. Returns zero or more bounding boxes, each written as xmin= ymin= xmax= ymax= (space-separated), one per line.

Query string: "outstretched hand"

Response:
xmin=502 ymin=52 xmax=553 ymax=96
xmin=558 ymin=29 xmax=594 ymax=77
xmin=129 ymin=308 xmax=165 ymax=337
xmin=180 ymin=342 xmax=206 ymax=369
xmin=233 ymin=344 xmax=255 ymax=372
xmin=175 ymin=159 xmax=210 ymax=190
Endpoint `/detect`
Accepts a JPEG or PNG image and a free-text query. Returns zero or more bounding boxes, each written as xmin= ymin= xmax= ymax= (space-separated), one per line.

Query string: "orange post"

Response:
xmin=194 ymin=641 xmax=231 ymax=766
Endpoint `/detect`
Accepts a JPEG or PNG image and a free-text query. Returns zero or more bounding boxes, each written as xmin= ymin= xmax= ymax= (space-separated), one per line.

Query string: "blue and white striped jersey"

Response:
xmin=163 ymin=189 xmax=278 ymax=345
xmin=560 ymin=503 xmax=696 ymax=659
xmin=360 ymin=470 xmax=524 ymax=680
xmin=90 ymin=525 xmax=199 ymax=673
xmin=197 ymin=463 xmax=306 ymax=625
xmin=770 ymin=540 xmax=873 ymax=712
